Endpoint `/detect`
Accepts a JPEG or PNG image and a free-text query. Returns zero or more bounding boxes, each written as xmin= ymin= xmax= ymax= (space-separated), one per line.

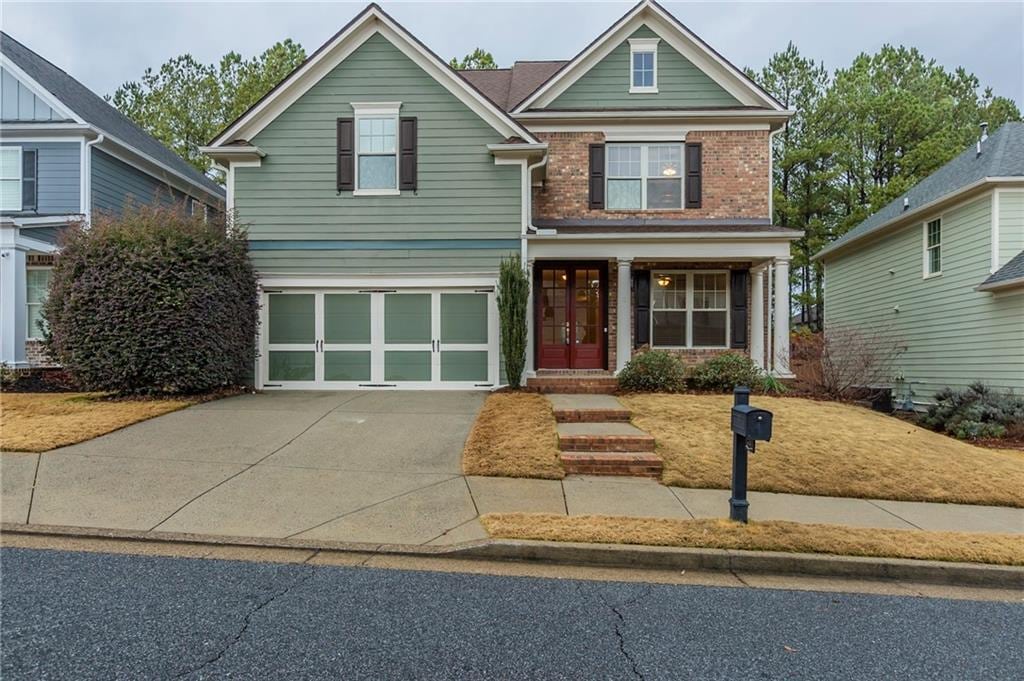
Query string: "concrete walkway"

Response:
xmin=2 ymin=392 xmax=1022 ymax=546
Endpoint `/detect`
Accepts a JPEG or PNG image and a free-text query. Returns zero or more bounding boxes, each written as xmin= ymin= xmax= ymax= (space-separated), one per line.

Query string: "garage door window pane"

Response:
xmin=441 ymin=351 xmax=487 ymax=382
xmin=268 ymin=351 xmax=315 ymax=381
xmin=385 ymin=294 xmax=431 ymax=344
xmin=324 ymin=351 xmax=371 ymax=381
xmin=268 ymin=294 xmax=314 ymax=344
xmin=385 ymin=350 xmax=432 ymax=381
xmin=441 ymin=293 xmax=487 ymax=344
xmin=324 ymin=294 xmax=370 ymax=344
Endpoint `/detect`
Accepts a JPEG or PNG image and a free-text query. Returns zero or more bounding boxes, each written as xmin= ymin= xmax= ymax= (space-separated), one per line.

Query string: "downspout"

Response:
xmin=81 ymin=133 xmax=105 ymax=225
xmin=522 ymin=152 xmax=549 ymax=265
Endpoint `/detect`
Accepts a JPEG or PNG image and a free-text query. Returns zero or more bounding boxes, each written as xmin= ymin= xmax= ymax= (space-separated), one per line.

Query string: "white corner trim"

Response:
xmin=0 ymin=54 xmax=85 ymax=124
xmin=209 ymin=6 xmax=537 ymax=147
xmin=351 ymin=101 xmax=402 ymax=116
xmin=991 ymin=189 xmax=1000 ymax=273
xmin=514 ymin=1 xmax=783 ymax=113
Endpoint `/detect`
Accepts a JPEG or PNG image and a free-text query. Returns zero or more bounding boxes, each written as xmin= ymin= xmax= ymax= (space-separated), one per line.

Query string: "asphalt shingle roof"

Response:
xmin=459 ymin=61 xmax=568 ymax=112
xmin=1 ymin=32 xmax=223 ymax=198
xmin=818 ymin=122 xmax=1024 ymax=259
xmin=980 ymin=249 xmax=1024 ymax=289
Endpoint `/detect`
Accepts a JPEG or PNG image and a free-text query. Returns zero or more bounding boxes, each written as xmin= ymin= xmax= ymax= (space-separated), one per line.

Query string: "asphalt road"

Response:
xmin=2 ymin=548 xmax=1022 ymax=680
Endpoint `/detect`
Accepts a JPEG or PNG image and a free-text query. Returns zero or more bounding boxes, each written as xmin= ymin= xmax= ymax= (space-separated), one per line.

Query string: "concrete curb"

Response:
xmin=2 ymin=522 xmax=1021 ymax=588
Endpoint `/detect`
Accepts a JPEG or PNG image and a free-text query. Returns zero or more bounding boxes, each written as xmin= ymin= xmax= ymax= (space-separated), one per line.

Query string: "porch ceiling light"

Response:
xmin=661 ymin=166 xmax=677 ymax=176
xmin=657 ymin=275 xmax=672 ymax=288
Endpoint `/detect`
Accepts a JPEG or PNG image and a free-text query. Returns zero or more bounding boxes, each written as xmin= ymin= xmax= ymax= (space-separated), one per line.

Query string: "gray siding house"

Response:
xmin=815 ymin=122 xmax=1024 ymax=407
xmin=0 ymin=32 xmax=224 ymax=367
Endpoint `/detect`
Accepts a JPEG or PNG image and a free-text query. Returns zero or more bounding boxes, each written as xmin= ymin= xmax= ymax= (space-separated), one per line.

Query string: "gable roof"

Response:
xmin=978 ymin=249 xmax=1024 ymax=292
xmin=512 ymin=0 xmax=785 ymax=114
xmin=0 ymin=31 xmax=223 ymax=198
xmin=816 ymin=122 xmax=1024 ymax=261
xmin=460 ymin=61 xmax=567 ymax=112
xmin=209 ymin=3 xmax=538 ymax=147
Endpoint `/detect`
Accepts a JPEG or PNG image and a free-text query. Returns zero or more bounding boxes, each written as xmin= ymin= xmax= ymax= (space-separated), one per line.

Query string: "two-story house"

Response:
xmin=815 ymin=122 xmax=1024 ymax=407
xmin=202 ymin=1 xmax=799 ymax=390
xmin=0 ymin=32 xmax=224 ymax=368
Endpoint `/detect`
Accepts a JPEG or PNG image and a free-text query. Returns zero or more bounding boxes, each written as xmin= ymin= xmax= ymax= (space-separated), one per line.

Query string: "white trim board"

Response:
xmin=513 ymin=0 xmax=784 ymax=113
xmin=209 ymin=5 xmax=537 ymax=148
xmin=0 ymin=55 xmax=84 ymax=123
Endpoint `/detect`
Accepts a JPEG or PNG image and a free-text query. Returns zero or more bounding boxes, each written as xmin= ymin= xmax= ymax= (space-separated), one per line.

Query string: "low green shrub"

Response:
xmin=920 ymin=383 xmax=1024 ymax=440
xmin=617 ymin=350 xmax=687 ymax=393
xmin=43 ymin=204 xmax=258 ymax=395
xmin=689 ymin=352 xmax=783 ymax=393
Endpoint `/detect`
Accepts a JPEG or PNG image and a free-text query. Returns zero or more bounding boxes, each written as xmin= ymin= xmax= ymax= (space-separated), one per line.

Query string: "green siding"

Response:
xmin=236 ymin=33 xmax=521 ymax=275
xmin=548 ymin=26 xmax=740 ymax=110
xmin=999 ymin=190 xmax=1024 ymax=267
xmin=824 ymin=196 xmax=1024 ymax=404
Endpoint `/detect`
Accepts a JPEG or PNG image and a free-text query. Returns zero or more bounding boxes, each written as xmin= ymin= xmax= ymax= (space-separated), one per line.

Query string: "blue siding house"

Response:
xmin=0 ymin=32 xmax=225 ymax=367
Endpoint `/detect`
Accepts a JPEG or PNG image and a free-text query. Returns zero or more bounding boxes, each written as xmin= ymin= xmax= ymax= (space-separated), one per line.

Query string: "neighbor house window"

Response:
xmin=924 ymin=218 xmax=941 ymax=276
xmin=606 ymin=143 xmax=682 ymax=210
xmin=354 ymin=104 xmax=400 ymax=194
xmin=629 ymin=38 xmax=659 ymax=93
xmin=26 ymin=268 xmax=51 ymax=340
xmin=0 ymin=146 xmax=21 ymax=212
xmin=651 ymin=271 xmax=729 ymax=348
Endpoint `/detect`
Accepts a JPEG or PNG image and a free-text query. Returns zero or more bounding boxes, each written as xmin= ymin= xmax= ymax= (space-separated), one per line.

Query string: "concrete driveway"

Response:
xmin=1 ymin=391 xmax=490 ymax=546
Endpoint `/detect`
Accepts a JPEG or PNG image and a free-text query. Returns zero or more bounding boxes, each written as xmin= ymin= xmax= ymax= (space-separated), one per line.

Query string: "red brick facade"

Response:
xmin=531 ymin=130 xmax=771 ymax=221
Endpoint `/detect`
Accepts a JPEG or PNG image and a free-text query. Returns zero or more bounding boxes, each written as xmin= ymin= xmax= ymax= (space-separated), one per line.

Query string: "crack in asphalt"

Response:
xmin=579 ymin=582 xmax=653 ymax=680
xmin=174 ymin=565 xmax=318 ymax=679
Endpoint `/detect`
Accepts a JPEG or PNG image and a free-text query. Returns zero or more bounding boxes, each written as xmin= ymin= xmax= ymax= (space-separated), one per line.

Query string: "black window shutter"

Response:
xmin=22 ymin=149 xmax=37 ymax=211
xmin=588 ymin=143 xmax=605 ymax=209
xmin=337 ymin=118 xmax=355 ymax=191
xmin=399 ymin=117 xmax=417 ymax=191
xmin=685 ymin=142 xmax=702 ymax=209
xmin=730 ymin=269 xmax=749 ymax=349
xmin=633 ymin=270 xmax=650 ymax=348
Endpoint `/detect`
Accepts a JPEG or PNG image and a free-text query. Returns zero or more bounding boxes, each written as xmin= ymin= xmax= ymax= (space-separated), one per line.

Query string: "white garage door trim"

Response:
xmin=256 ymin=276 xmax=500 ymax=390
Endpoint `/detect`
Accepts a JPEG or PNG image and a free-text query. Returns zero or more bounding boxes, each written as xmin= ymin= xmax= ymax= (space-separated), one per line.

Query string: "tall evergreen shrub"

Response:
xmin=496 ymin=254 xmax=529 ymax=388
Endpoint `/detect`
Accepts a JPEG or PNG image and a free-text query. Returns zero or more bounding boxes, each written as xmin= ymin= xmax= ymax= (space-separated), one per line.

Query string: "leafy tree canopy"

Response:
xmin=109 ymin=40 xmax=306 ymax=176
xmin=449 ymin=48 xmax=498 ymax=70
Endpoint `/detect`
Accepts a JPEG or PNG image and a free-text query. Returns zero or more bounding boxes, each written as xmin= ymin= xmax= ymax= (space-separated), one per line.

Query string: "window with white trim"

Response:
xmin=356 ymin=115 xmax=398 ymax=192
xmin=0 ymin=146 xmax=22 ymax=212
xmin=629 ymin=38 xmax=659 ymax=93
xmin=606 ymin=143 xmax=682 ymax=210
xmin=651 ymin=271 xmax=729 ymax=348
xmin=924 ymin=218 xmax=941 ymax=276
xmin=27 ymin=267 xmax=51 ymax=340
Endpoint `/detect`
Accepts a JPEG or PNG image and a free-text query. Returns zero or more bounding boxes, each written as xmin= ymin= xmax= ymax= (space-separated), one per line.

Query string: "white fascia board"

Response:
xmin=14 ymin=214 xmax=83 ymax=227
xmin=487 ymin=143 xmax=549 ymax=161
xmin=515 ymin=109 xmax=793 ymax=121
xmin=0 ymin=55 xmax=85 ymax=123
xmin=210 ymin=8 xmax=537 ymax=147
xmin=976 ymin=276 xmax=1024 ymax=293
xmin=513 ymin=1 xmax=784 ymax=113
xmin=198 ymin=145 xmax=266 ymax=165
xmin=527 ymin=230 xmax=801 ymax=241
xmin=813 ymin=177 xmax=1024 ymax=262
xmin=0 ymin=123 xmax=95 ymax=139
xmin=95 ymin=135 xmax=224 ymax=205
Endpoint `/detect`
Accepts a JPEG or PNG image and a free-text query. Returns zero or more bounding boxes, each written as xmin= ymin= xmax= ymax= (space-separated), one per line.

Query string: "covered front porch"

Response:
xmin=524 ymin=232 xmax=796 ymax=381
xmin=0 ymin=217 xmax=63 ymax=367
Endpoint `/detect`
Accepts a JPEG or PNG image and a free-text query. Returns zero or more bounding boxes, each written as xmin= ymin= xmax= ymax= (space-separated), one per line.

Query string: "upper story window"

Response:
xmin=606 ymin=143 xmax=682 ymax=210
xmin=924 ymin=217 xmax=942 ymax=277
xmin=629 ymin=38 xmax=660 ymax=94
xmin=0 ymin=147 xmax=22 ymax=211
xmin=352 ymin=102 xmax=401 ymax=195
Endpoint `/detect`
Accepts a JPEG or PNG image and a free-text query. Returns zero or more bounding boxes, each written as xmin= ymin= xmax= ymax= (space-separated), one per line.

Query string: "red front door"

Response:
xmin=536 ymin=263 xmax=606 ymax=370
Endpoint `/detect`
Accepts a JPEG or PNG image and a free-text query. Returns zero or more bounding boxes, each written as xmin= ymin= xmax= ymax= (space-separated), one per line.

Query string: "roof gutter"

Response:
xmin=813 ymin=176 xmax=1024 ymax=262
xmin=976 ymin=275 xmax=1024 ymax=293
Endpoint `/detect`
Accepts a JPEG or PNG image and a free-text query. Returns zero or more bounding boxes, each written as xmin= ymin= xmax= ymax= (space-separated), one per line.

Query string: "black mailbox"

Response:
xmin=731 ymin=404 xmax=773 ymax=441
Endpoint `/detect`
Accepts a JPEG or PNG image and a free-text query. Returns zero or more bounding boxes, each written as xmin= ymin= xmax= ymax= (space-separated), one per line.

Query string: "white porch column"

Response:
xmin=524 ymin=258 xmax=535 ymax=380
xmin=750 ymin=266 xmax=766 ymax=370
xmin=772 ymin=257 xmax=793 ymax=377
xmin=0 ymin=224 xmax=28 ymax=367
xmin=615 ymin=258 xmax=633 ymax=373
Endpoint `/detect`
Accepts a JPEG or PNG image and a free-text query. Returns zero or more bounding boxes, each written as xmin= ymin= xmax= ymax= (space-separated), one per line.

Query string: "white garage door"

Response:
xmin=260 ymin=286 xmax=497 ymax=389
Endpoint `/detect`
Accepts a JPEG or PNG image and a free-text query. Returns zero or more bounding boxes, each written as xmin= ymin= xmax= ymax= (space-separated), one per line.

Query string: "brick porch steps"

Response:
xmin=526 ymin=377 xmax=619 ymax=394
xmin=556 ymin=422 xmax=656 ymax=452
xmin=559 ymin=452 xmax=664 ymax=478
xmin=548 ymin=393 xmax=631 ymax=423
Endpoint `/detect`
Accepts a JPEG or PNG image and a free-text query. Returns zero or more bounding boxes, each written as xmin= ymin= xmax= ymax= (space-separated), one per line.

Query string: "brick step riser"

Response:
xmin=558 ymin=436 xmax=656 ymax=453
xmin=527 ymin=381 xmax=619 ymax=395
xmin=553 ymin=410 xmax=632 ymax=423
xmin=560 ymin=453 xmax=663 ymax=478
xmin=562 ymin=463 xmax=663 ymax=478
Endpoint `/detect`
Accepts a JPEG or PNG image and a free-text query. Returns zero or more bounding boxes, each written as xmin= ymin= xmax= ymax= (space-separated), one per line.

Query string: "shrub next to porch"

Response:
xmin=44 ymin=205 xmax=258 ymax=394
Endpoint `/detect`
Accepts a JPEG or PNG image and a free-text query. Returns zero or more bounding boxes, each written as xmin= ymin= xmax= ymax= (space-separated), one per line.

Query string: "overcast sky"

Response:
xmin=3 ymin=1 xmax=1022 ymax=104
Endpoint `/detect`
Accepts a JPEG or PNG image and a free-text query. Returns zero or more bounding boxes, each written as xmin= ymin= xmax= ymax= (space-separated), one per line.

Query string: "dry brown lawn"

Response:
xmin=462 ymin=392 xmax=564 ymax=479
xmin=482 ymin=512 xmax=1024 ymax=566
xmin=0 ymin=392 xmax=194 ymax=452
xmin=620 ymin=394 xmax=1024 ymax=508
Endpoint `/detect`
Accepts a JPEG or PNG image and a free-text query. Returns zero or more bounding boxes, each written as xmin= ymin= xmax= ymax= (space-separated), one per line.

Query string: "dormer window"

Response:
xmin=629 ymin=38 xmax=660 ymax=94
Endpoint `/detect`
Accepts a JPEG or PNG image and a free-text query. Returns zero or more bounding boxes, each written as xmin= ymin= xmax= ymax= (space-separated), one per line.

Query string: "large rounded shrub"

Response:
xmin=689 ymin=352 xmax=780 ymax=393
xmin=618 ymin=350 xmax=687 ymax=393
xmin=44 ymin=205 xmax=258 ymax=394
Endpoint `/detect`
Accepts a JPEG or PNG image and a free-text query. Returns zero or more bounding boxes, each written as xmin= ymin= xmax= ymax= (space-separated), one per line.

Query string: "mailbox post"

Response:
xmin=729 ymin=385 xmax=773 ymax=523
